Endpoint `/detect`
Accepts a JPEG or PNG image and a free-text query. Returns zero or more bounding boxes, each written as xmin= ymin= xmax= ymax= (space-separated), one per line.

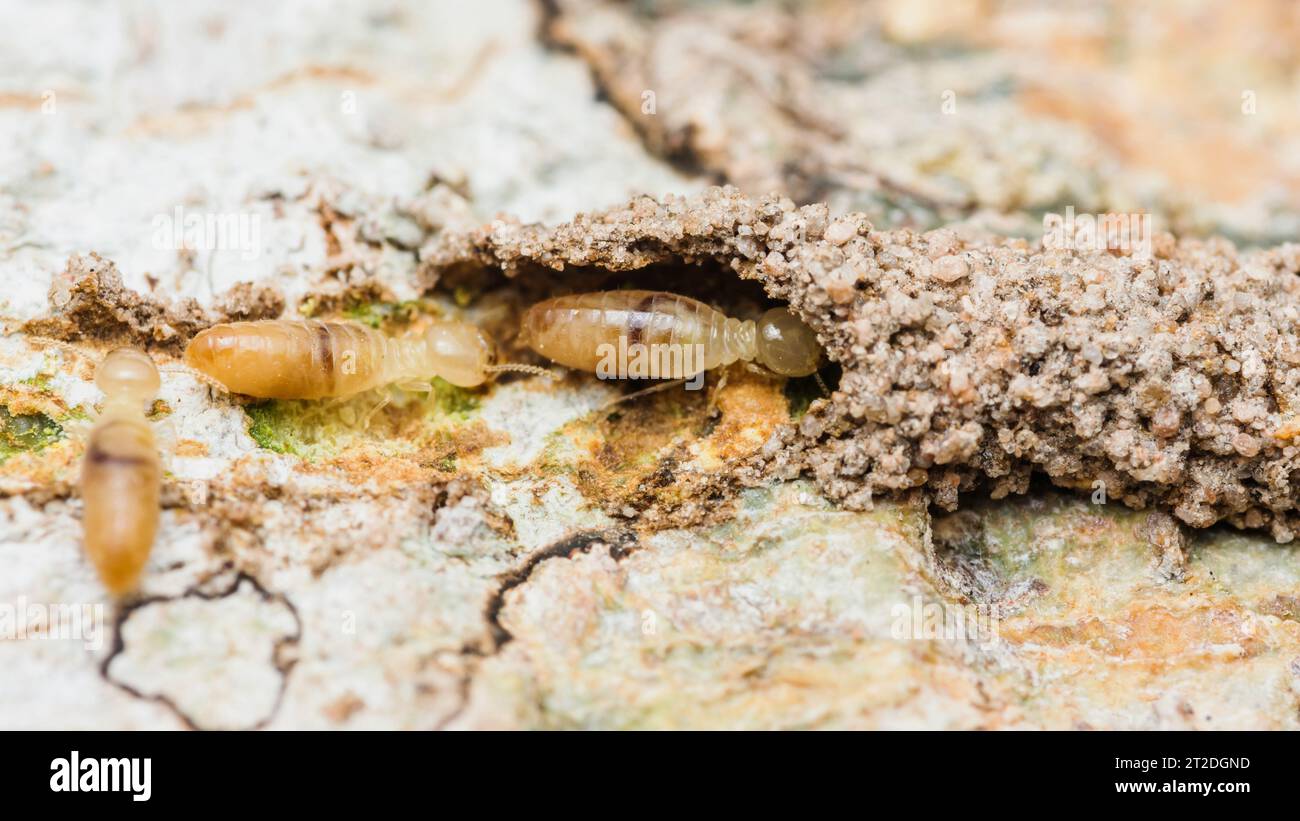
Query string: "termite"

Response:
xmin=184 ymin=318 xmax=549 ymax=400
xmin=520 ymin=290 xmax=824 ymax=380
xmin=82 ymin=348 xmax=162 ymax=594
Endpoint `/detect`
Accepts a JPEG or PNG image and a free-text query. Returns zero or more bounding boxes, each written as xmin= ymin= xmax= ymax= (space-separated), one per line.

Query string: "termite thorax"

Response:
xmin=99 ymin=396 xmax=149 ymax=418
xmin=382 ymin=335 xmax=434 ymax=381
xmin=728 ymin=317 xmax=759 ymax=365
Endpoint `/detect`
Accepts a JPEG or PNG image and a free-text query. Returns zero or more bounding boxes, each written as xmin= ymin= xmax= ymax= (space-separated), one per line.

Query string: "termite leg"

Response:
xmin=360 ymin=393 xmax=391 ymax=429
xmin=708 ymin=368 xmax=728 ymax=414
xmin=328 ymin=392 xmax=382 ymax=429
xmin=330 ymin=394 xmax=361 ymax=426
xmin=395 ymin=378 xmax=434 ymax=396
xmin=152 ymin=416 xmax=179 ymax=470
xmin=596 ymin=378 xmax=690 ymax=412
xmin=357 ymin=380 xmax=432 ymax=429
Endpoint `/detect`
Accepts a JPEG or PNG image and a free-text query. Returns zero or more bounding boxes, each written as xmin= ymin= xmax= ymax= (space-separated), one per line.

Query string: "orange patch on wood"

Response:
xmin=173 ymin=439 xmax=209 ymax=457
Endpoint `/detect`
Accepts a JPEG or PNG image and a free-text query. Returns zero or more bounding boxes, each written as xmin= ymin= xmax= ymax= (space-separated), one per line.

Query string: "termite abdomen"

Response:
xmin=186 ymin=321 xmax=381 ymax=399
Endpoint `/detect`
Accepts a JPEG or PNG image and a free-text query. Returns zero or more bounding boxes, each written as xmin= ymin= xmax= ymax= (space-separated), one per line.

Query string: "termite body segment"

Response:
xmin=521 ymin=290 xmax=823 ymax=378
xmin=82 ymin=348 xmax=162 ymax=595
xmin=185 ymin=319 xmax=497 ymax=399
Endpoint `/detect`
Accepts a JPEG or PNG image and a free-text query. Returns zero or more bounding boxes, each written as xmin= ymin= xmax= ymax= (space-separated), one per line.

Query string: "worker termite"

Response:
xmin=81 ymin=348 xmax=162 ymax=595
xmin=184 ymin=318 xmax=550 ymax=401
xmin=0 ymin=326 xmax=174 ymax=592
xmin=519 ymin=290 xmax=824 ymax=389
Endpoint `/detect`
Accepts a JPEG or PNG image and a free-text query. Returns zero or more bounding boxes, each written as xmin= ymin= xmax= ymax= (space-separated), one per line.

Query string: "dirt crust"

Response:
xmin=21 ymin=253 xmax=283 ymax=355
xmin=425 ymin=186 xmax=1300 ymax=541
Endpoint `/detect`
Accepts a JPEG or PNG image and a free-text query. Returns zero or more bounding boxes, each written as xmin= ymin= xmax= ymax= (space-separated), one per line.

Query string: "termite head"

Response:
xmin=755 ymin=308 xmax=822 ymax=377
xmin=96 ymin=348 xmax=160 ymax=403
xmin=425 ymin=321 xmax=497 ymax=387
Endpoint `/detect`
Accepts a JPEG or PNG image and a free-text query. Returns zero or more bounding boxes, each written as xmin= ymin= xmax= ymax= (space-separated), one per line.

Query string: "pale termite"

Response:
xmin=82 ymin=348 xmax=162 ymax=594
xmin=519 ymin=290 xmax=823 ymax=379
xmin=184 ymin=318 xmax=547 ymax=400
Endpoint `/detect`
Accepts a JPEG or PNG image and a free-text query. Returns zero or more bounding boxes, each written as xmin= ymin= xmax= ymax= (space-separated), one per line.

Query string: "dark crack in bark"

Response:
xmin=435 ymin=527 xmax=639 ymax=729
xmin=99 ymin=568 xmax=302 ymax=731
xmin=484 ymin=528 xmax=640 ymax=651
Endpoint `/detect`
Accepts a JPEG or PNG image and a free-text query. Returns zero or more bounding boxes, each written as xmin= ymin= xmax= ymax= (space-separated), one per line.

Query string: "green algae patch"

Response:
xmin=0 ymin=407 xmax=63 ymax=463
xmin=299 ymin=292 xmax=437 ymax=330
xmin=245 ymin=399 xmax=391 ymax=461
xmin=341 ymin=299 xmax=430 ymax=329
xmin=243 ymin=381 xmax=484 ymax=462
xmin=19 ymin=372 xmax=54 ymax=391
xmin=246 ymin=401 xmax=310 ymax=457
xmin=430 ymin=377 xmax=480 ymax=420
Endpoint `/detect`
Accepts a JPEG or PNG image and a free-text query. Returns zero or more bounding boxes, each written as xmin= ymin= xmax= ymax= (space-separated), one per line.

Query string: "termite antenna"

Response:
xmin=1 ymin=318 xmax=159 ymax=372
xmin=158 ymin=363 xmax=230 ymax=394
xmin=3 ymin=328 xmax=99 ymax=364
xmin=814 ymin=372 xmax=829 ymax=396
xmin=485 ymin=363 xmax=557 ymax=380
